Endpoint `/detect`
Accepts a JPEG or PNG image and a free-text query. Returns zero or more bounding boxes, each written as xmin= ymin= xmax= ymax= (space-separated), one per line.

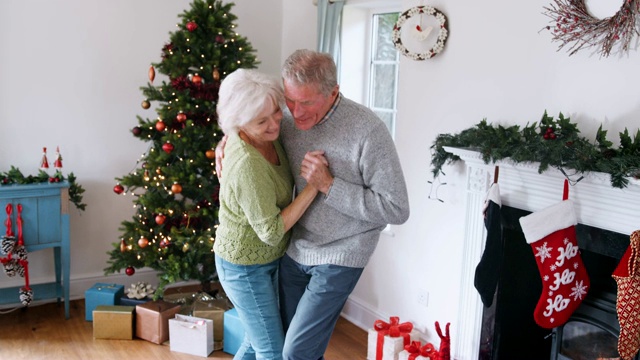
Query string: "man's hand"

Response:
xmin=215 ymin=135 xmax=228 ymax=179
xmin=300 ymin=151 xmax=333 ymax=194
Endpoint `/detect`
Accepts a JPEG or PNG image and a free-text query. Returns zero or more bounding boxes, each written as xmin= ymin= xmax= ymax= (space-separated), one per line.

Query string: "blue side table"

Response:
xmin=0 ymin=182 xmax=71 ymax=319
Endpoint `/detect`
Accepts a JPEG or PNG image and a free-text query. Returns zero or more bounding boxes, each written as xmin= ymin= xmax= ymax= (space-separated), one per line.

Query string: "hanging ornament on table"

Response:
xmin=155 ymin=120 xmax=166 ymax=132
xmin=113 ymin=184 xmax=125 ymax=195
xmin=186 ymin=21 xmax=198 ymax=32
xmin=40 ymin=147 xmax=49 ymax=170
xmin=53 ymin=146 xmax=63 ymax=169
xmin=162 ymin=142 xmax=174 ymax=154
xmin=212 ymin=68 xmax=220 ymax=81
xmin=125 ymin=266 xmax=135 ymax=276
xmin=1 ymin=204 xmax=15 ymax=255
xmin=16 ymin=206 xmax=32 ymax=306
xmin=141 ymin=100 xmax=151 ymax=109
xmin=148 ymin=66 xmax=156 ymax=83
xmin=19 ymin=284 xmax=33 ymax=306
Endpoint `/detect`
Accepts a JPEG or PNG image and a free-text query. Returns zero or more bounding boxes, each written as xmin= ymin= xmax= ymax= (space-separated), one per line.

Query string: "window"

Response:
xmin=340 ymin=2 xmax=400 ymax=138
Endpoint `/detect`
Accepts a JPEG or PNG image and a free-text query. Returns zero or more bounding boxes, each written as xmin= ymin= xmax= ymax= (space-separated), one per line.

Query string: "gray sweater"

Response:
xmin=280 ymin=95 xmax=410 ymax=268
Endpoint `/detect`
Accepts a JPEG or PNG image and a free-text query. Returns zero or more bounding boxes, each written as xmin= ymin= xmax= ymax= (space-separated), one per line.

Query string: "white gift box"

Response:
xmin=398 ymin=350 xmax=429 ymax=360
xmin=367 ymin=328 xmax=420 ymax=360
xmin=169 ymin=314 xmax=214 ymax=357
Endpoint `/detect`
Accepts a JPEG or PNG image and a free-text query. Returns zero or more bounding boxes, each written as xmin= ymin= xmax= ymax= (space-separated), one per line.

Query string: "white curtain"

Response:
xmin=316 ymin=0 xmax=345 ymax=68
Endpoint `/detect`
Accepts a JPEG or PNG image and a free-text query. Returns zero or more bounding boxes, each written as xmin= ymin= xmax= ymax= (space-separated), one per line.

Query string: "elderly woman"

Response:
xmin=213 ymin=68 xmax=319 ymax=360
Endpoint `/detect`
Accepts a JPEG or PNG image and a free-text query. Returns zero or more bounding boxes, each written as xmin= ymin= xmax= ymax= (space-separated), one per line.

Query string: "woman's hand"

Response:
xmin=215 ymin=135 xmax=228 ymax=179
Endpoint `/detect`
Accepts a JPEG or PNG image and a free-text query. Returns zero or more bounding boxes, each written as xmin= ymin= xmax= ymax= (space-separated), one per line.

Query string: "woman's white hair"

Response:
xmin=216 ymin=69 xmax=284 ymax=135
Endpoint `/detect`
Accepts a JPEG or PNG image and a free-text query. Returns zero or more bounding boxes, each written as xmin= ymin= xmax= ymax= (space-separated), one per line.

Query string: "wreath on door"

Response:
xmin=542 ymin=0 xmax=640 ymax=57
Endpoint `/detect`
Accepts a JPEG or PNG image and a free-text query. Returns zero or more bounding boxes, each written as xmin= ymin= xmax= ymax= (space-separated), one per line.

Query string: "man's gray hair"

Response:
xmin=282 ymin=49 xmax=337 ymax=97
xmin=216 ymin=69 xmax=284 ymax=135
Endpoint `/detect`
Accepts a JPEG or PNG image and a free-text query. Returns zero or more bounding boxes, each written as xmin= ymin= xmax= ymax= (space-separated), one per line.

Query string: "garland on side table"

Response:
xmin=430 ymin=111 xmax=640 ymax=188
xmin=0 ymin=167 xmax=86 ymax=211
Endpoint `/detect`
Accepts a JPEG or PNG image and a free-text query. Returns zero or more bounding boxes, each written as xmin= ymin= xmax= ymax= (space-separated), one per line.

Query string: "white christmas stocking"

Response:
xmin=519 ymin=181 xmax=589 ymax=329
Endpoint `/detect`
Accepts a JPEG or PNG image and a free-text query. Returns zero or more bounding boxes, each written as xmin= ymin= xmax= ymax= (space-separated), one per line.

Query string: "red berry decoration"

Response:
xmin=125 ymin=266 xmax=135 ymax=276
xmin=162 ymin=142 xmax=174 ymax=154
xmin=113 ymin=184 xmax=124 ymax=194
xmin=176 ymin=113 xmax=187 ymax=123
xmin=186 ymin=21 xmax=198 ymax=32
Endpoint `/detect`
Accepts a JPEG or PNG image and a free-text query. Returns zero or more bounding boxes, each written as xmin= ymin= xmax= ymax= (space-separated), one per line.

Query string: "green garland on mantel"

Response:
xmin=0 ymin=166 xmax=87 ymax=211
xmin=430 ymin=111 xmax=640 ymax=189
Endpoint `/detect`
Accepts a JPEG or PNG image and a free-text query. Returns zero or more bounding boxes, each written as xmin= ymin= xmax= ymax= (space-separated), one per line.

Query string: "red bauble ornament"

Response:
xmin=192 ymin=74 xmax=202 ymax=84
xmin=148 ymin=66 xmax=156 ymax=82
xmin=125 ymin=266 xmax=135 ymax=276
xmin=171 ymin=183 xmax=183 ymax=194
xmin=186 ymin=21 xmax=198 ymax=32
xmin=176 ymin=113 xmax=187 ymax=123
xmin=132 ymin=126 xmax=142 ymax=136
xmin=205 ymin=149 xmax=215 ymax=159
xmin=159 ymin=239 xmax=171 ymax=248
xmin=155 ymin=120 xmax=166 ymax=132
xmin=113 ymin=184 xmax=124 ymax=194
xmin=162 ymin=142 xmax=174 ymax=154
xmin=155 ymin=214 xmax=166 ymax=225
xmin=138 ymin=237 xmax=149 ymax=248
xmin=215 ymin=34 xmax=225 ymax=44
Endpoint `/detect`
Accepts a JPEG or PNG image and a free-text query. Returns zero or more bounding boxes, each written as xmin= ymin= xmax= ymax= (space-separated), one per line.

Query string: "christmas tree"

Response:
xmin=104 ymin=0 xmax=258 ymax=296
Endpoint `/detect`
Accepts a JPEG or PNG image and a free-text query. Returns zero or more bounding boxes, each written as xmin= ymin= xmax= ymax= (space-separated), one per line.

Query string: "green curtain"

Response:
xmin=316 ymin=0 xmax=344 ymax=69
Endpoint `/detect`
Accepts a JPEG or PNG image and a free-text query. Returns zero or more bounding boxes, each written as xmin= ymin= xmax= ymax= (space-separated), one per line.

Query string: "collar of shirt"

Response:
xmin=316 ymin=92 xmax=342 ymax=126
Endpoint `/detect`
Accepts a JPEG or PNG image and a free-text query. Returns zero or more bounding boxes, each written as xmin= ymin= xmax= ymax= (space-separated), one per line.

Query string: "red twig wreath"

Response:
xmin=542 ymin=0 xmax=640 ymax=57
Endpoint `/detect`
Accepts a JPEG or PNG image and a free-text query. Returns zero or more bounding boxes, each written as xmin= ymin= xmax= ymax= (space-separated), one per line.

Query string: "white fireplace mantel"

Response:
xmin=445 ymin=146 xmax=640 ymax=360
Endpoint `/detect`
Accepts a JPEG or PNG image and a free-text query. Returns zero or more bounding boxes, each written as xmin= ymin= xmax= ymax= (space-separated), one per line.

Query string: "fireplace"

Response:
xmin=443 ymin=147 xmax=640 ymax=360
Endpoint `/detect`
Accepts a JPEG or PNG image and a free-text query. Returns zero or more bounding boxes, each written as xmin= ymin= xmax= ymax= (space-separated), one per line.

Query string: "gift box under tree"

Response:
xmin=223 ymin=307 xmax=245 ymax=355
xmin=85 ymin=283 xmax=125 ymax=321
xmin=169 ymin=314 xmax=214 ymax=357
xmin=92 ymin=305 xmax=135 ymax=340
xmin=367 ymin=316 xmax=420 ymax=360
xmin=192 ymin=294 xmax=232 ymax=351
xmin=120 ymin=281 xmax=155 ymax=306
xmin=135 ymin=300 xmax=181 ymax=344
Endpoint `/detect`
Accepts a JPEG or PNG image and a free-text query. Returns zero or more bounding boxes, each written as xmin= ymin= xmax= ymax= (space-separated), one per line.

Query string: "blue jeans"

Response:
xmin=279 ymin=253 xmax=364 ymax=360
xmin=215 ymin=254 xmax=284 ymax=360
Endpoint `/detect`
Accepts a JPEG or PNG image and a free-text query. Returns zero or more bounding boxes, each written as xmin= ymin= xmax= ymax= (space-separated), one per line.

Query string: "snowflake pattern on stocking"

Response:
xmin=570 ymin=279 xmax=588 ymax=301
xmin=535 ymin=242 xmax=552 ymax=262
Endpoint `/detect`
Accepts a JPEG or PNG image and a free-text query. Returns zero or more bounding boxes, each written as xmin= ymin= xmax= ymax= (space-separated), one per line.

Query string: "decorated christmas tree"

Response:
xmin=104 ymin=0 xmax=258 ymax=296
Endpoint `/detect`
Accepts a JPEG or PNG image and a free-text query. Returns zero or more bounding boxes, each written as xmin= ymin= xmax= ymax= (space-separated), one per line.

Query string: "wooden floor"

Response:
xmin=0 ymin=299 xmax=367 ymax=359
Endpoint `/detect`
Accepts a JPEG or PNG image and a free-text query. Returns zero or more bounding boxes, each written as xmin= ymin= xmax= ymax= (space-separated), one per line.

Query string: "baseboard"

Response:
xmin=340 ymin=295 xmax=386 ymax=331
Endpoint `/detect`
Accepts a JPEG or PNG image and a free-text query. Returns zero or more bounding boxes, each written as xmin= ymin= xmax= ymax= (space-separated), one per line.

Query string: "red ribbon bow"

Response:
xmin=374 ymin=316 xmax=413 ymax=360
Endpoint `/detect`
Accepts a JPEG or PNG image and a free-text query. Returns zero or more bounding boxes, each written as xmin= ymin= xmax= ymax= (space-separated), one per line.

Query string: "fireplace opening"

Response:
xmin=478 ymin=205 xmax=630 ymax=360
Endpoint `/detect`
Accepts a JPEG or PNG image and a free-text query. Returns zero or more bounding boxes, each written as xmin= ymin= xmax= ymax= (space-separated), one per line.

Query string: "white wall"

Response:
xmin=0 ymin=0 xmax=282 ymax=298
xmin=2 ymin=0 xmax=639 ymax=352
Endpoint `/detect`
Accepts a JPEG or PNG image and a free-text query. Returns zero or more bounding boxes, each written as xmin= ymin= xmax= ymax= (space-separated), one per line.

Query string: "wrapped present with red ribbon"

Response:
xmin=366 ymin=316 xmax=420 ymax=360
xmin=398 ymin=340 xmax=437 ymax=360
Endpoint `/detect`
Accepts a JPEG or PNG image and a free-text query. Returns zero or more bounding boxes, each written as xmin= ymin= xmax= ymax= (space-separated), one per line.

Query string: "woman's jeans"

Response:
xmin=215 ymin=254 xmax=284 ymax=360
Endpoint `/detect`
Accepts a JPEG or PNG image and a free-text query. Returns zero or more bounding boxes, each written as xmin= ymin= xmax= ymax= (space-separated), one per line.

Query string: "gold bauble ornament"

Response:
xmin=205 ymin=149 xmax=215 ymax=159
xmin=213 ymin=68 xmax=220 ymax=81
xmin=141 ymin=100 xmax=151 ymax=109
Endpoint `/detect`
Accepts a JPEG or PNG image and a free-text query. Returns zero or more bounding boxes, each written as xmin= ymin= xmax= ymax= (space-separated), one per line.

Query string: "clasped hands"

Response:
xmin=215 ymin=135 xmax=333 ymax=194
